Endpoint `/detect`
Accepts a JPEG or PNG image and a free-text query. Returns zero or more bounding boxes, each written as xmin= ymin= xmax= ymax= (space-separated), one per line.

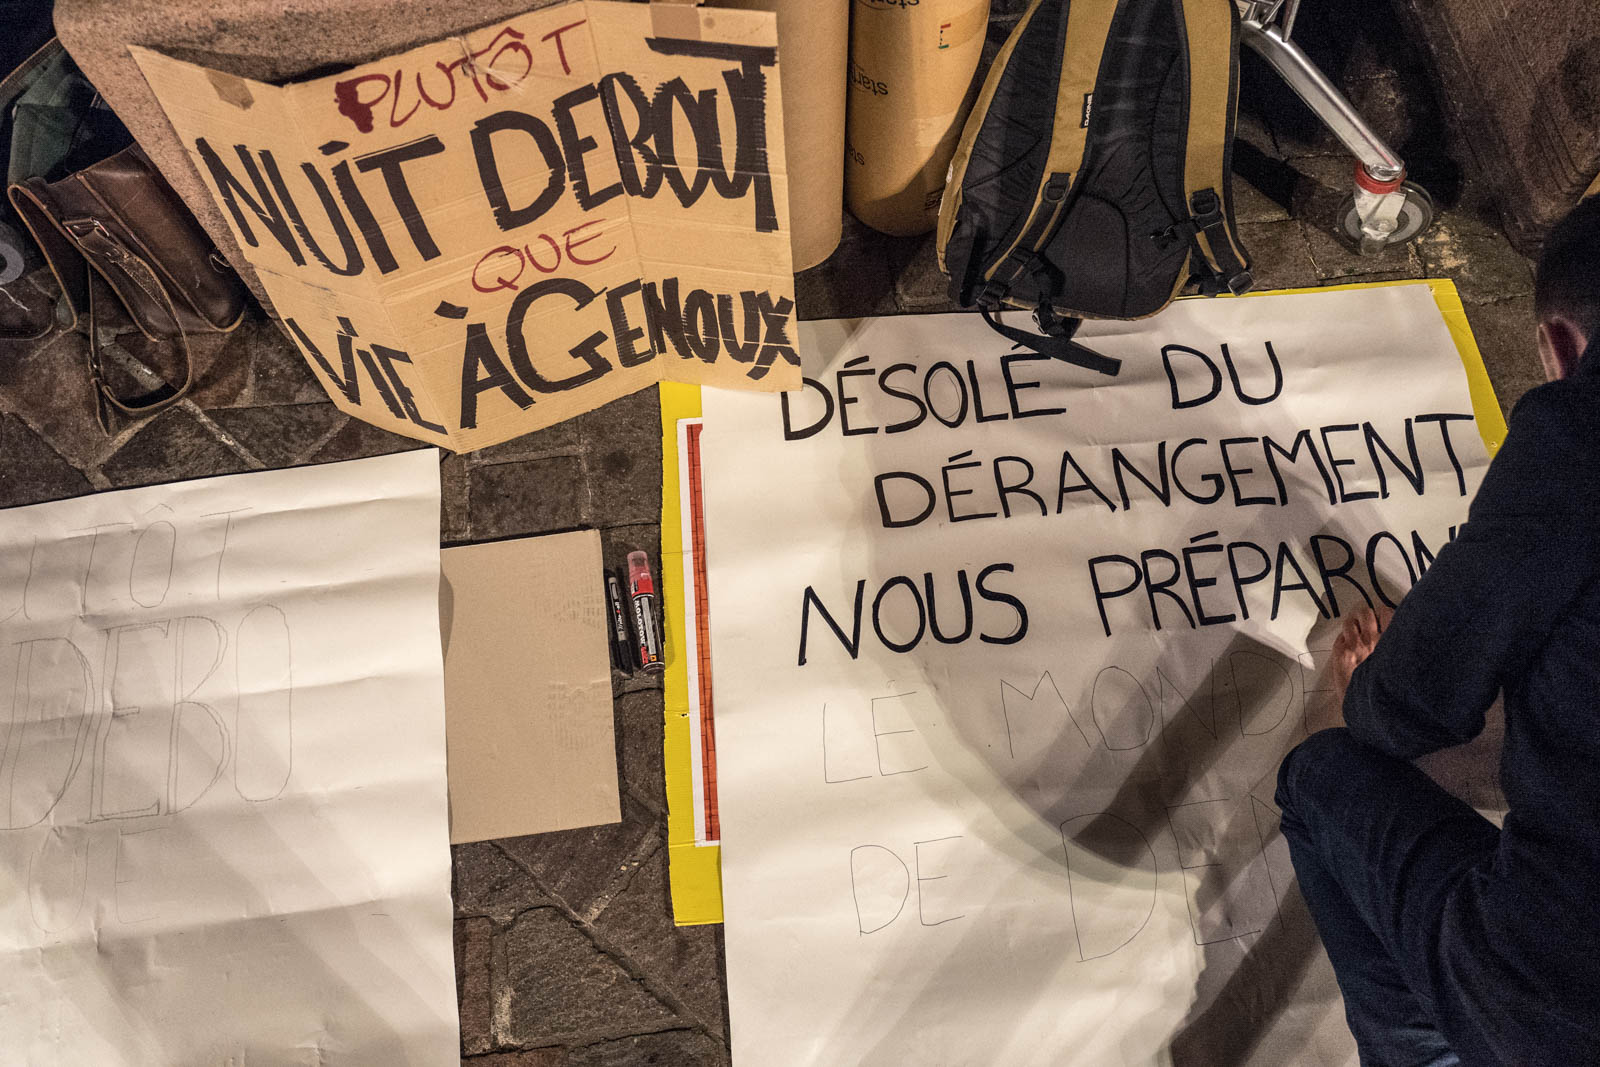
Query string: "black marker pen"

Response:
xmin=606 ymin=571 xmax=632 ymax=672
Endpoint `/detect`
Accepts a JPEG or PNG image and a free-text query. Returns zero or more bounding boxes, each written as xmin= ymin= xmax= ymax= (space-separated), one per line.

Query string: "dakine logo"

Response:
xmin=1081 ymin=92 xmax=1094 ymax=129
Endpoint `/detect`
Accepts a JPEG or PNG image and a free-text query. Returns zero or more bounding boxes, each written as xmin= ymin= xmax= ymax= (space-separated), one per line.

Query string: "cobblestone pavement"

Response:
xmin=0 ymin=2 xmax=1546 ymax=1064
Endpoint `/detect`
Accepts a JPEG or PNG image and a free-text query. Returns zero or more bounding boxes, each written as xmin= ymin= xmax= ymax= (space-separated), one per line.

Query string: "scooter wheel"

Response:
xmin=1338 ymin=180 xmax=1436 ymax=255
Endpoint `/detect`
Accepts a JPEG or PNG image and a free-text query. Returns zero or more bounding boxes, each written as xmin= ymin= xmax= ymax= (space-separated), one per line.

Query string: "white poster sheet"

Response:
xmin=0 ymin=450 xmax=457 ymax=1065
xmin=701 ymin=284 xmax=1495 ymax=1065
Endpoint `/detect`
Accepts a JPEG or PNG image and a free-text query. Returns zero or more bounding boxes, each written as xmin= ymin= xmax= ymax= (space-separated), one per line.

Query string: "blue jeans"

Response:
xmin=1275 ymin=729 xmax=1501 ymax=1067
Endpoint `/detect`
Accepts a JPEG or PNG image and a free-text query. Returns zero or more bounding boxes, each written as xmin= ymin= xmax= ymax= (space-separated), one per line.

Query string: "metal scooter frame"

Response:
xmin=1235 ymin=0 xmax=1433 ymax=252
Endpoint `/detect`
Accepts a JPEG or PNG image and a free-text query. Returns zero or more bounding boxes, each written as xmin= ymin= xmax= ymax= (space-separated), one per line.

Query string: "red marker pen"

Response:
xmin=627 ymin=551 xmax=665 ymax=673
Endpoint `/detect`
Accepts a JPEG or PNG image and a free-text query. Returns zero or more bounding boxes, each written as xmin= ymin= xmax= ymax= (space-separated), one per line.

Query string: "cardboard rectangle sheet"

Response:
xmin=440 ymin=530 xmax=622 ymax=844
xmin=131 ymin=1 xmax=801 ymax=452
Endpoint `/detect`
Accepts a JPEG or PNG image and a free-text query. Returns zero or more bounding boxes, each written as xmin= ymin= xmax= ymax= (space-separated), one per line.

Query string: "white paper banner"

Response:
xmin=703 ymin=285 xmax=1493 ymax=1066
xmin=0 ymin=450 xmax=457 ymax=1065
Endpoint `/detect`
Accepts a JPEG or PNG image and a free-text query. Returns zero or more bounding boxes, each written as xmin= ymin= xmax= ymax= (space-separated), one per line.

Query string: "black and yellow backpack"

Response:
xmin=937 ymin=0 xmax=1253 ymax=375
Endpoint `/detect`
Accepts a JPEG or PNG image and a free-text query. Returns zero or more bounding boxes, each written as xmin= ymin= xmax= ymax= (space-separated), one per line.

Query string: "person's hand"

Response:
xmin=1328 ymin=606 xmax=1395 ymax=706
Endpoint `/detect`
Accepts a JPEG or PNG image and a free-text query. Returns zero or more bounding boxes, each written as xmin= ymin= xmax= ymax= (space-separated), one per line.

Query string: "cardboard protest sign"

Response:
xmin=132 ymin=1 xmax=798 ymax=451
xmin=0 ymin=450 xmax=456 ymax=1064
xmin=699 ymin=283 xmax=1502 ymax=1065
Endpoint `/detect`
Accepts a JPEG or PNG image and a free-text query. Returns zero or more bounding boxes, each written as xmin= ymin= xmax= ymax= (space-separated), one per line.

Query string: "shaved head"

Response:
xmin=1535 ymin=196 xmax=1600 ymax=344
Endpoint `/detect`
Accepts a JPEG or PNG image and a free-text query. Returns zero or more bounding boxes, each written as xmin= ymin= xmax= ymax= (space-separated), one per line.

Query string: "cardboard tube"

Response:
xmin=845 ymin=0 xmax=991 ymax=237
xmin=714 ymin=0 xmax=849 ymax=271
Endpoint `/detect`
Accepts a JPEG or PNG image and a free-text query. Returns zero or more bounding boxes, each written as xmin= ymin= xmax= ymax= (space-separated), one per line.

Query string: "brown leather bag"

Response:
xmin=7 ymin=143 xmax=248 ymax=430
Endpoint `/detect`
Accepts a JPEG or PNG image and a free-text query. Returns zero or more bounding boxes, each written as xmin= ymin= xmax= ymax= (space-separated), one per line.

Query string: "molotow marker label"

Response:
xmin=627 ymin=551 xmax=665 ymax=673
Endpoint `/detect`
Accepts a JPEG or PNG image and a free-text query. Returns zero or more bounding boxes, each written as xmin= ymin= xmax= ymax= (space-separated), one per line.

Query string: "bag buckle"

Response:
xmin=1157 ymin=190 xmax=1228 ymax=249
xmin=1032 ymin=301 xmax=1073 ymax=337
xmin=62 ymin=217 xmax=110 ymax=241
xmin=1189 ymin=189 xmax=1225 ymax=229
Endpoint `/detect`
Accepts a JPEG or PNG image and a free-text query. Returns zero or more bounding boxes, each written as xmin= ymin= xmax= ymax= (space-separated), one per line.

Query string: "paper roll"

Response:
xmin=845 ymin=0 xmax=991 ymax=237
xmin=714 ymin=0 xmax=849 ymax=271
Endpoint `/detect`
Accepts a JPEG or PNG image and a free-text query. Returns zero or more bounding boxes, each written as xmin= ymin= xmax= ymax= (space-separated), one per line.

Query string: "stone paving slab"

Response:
xmin=0 ymin=8 xmax=1553 ymax=1064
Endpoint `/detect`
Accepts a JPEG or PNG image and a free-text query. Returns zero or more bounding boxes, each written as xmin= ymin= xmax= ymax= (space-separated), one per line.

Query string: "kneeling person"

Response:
xmin=1276 ymin=198 xmax=1600 ymax=1066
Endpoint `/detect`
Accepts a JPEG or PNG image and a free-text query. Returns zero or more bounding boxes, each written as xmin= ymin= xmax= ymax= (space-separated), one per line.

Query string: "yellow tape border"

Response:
xmin=1233 ymin=277 xmax=1506 ymax=456
xmin=660 ymin=381 xmax=723 ymax=925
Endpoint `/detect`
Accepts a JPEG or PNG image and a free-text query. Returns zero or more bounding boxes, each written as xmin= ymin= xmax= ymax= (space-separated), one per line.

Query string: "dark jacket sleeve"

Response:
xmin=1343 ymin=383 xmax=1600 ymax=759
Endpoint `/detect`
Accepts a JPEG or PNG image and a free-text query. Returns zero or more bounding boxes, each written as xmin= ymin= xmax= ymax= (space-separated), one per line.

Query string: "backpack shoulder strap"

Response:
xmin=1042 ymin=0 xmax=1123 ymax=181
xmin=938 ymin=0 xmax=1051 ymax=262
xmin=1175 ymin=0 xmax=1252 ymax=294
xmin=973 ymin=0 xmax=1123 ymax=304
